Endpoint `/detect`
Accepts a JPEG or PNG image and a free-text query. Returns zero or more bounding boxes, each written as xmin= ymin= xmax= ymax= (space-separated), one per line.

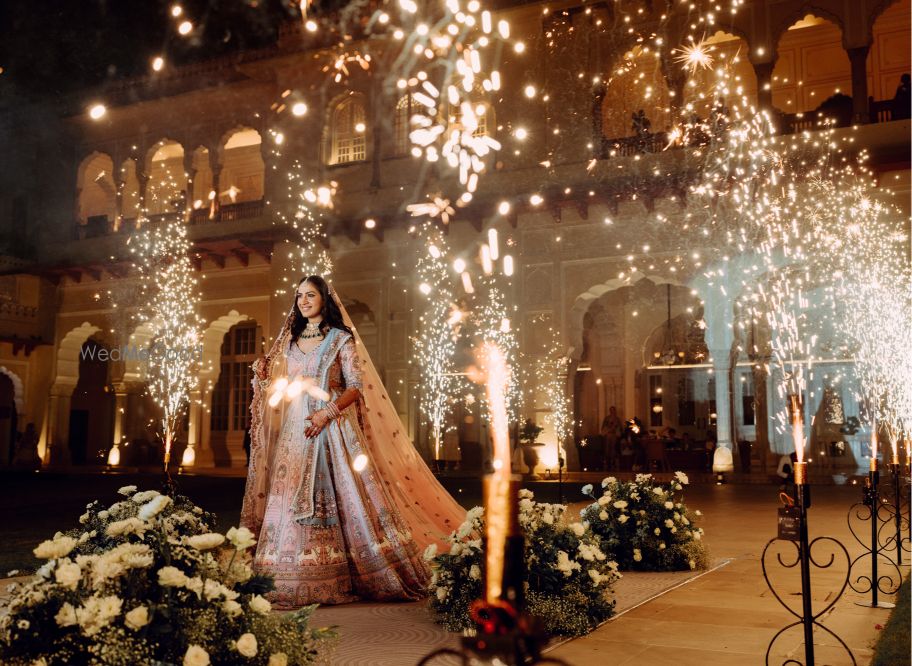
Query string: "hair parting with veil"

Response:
xmin=240 ymin=277 xmax=465 ymax=551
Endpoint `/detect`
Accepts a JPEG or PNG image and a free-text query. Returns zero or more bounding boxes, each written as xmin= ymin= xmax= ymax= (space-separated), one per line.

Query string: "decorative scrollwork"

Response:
xmin=846 ymin=498 xmax=902 ymax=598
xmin=762 ymin=536 xmax=855 ymax=666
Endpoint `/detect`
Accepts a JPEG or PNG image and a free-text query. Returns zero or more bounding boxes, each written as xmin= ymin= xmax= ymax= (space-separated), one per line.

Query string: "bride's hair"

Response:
xmin=290 ymin=275 xmax=353 ymax=342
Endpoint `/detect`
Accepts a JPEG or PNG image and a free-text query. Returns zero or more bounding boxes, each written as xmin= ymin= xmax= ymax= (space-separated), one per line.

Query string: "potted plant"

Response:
xmin=519 ymin=419 xmax=544 ymax=475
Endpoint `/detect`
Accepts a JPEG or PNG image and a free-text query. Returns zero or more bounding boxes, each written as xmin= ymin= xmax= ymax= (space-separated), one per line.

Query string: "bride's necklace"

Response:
xmin=300 ymin=321 xmax=324 ymax=341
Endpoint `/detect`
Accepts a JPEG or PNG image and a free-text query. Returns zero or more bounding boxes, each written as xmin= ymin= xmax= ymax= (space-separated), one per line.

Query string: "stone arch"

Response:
xmin=76 ymin=152 xmax=116 ymax=227
xmin=771 ymin=13 xmax=852 ymax=115
xmin=772 ymin=6 xmax=848 ymax=54
xmin=122 ymin=320 xmax=162 ymax=384
xmin=0 ymin=366 xmax=25 ymax=417
xmin=867 ymin=0 xmax=911 ymax=103
xmin=53 ymin=323 xmax=105 ymax=394
xmin=568 ymin=274 xmax=692 ymax=363
xmin=601 ymin=45 xmax=673 ymax=139
xmin=217 ymin=128 xmax=264 ymax=204
xmin=144 ymin=138 xmax=186 ymax=216
xmin=683 ymin=31 xmax=760 ymax=112
xmin=199 ymin=310 xmax=253 ymax=390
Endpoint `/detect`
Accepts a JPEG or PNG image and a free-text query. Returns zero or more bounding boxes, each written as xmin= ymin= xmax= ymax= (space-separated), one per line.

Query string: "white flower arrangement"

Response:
xmin=582 ymin=473 xmax=709 ymax=572
xmin=0 ymin=488 xmax=335 ymax=665
xmin=427 ymin=493 xmax=620 ymax=636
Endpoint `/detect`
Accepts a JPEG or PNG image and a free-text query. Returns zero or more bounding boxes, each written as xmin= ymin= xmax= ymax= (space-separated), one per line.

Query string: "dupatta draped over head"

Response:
xmin=240 ymin=284 xmax=465 ymax=550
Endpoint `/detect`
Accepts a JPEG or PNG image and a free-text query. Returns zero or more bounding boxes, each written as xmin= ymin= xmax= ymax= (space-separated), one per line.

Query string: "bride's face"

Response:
xmin=297 ymin=281 xmax=324 ymax=320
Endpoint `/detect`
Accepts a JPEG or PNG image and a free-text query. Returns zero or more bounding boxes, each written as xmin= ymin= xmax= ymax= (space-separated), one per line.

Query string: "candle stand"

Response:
xmin=847 ymin=460 xmax=901 ymax=609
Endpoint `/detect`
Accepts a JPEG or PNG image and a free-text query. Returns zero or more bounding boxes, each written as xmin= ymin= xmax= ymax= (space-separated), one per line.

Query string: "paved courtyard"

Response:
xmin=0 ymin=473 xmax=907 ymax=664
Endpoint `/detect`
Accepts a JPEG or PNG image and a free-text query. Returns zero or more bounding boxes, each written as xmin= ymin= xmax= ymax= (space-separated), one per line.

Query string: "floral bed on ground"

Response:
xmin=426 ymin=472 xmax=707 ymax=637
xmin=0 ymin=486 xmax=334 ymax=666
xmin=581 ymin=472 xmax=709 ymax=571
xmin=426 ymin=491 xmax=620 ymax=637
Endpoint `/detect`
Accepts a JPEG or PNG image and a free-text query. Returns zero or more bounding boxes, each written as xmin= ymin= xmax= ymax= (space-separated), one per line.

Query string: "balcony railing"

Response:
xmin=74 ymin=199 xmax=266 ymax=240
xmin=598 ymin=98 xmax=905 ymax=160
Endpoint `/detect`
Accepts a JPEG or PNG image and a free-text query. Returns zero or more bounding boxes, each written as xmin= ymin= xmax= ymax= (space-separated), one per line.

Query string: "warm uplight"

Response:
xmin=152 ymin=56 xmax=165 ymax=72
xmin=291 ymin=102 xmax=308 ymax=116
xmin=89 ymin=104 xmax=107 ymax=120
xmin=364 ymin=218 xmax=377 ymax=229
xmin=178 ymin=20 xmax=193 ymax=35
xmin=181 ymin=444 xmax=196 ymax=466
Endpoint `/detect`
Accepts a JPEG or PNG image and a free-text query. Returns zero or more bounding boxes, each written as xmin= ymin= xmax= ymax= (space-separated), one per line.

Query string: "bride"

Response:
xmin=240 ymin=275 xmax=465 ymax=607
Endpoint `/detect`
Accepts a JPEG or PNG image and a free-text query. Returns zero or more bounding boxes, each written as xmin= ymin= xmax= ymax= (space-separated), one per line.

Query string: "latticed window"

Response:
xmin=394 ymin=94 xmax=414 ymax=156
xmin=448 ymin=97 xmax=491 ymax=139
xmin=210 ymin=322 xmax=258 ymax=432
xmin=330 ymin=96 xmax=367 ymax=165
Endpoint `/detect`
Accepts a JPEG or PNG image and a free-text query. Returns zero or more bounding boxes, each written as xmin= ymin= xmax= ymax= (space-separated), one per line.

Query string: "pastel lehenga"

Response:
xmin=240 ymin=297 xmax=465 ymax=608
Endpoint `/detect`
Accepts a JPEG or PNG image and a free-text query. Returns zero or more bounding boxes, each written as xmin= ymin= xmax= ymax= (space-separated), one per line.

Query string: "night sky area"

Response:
xmin=0 ymin=0 xmax=299 ymax=106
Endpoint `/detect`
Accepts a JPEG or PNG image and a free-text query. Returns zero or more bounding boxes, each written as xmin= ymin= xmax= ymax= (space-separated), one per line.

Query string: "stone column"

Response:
xmin=188 ymin=389 xmax=217 ymax=467
xmin=561 ymin=363 xmax=580 ymax=472
xmin=137 ymin=172 xmax=150 ymax=221
xmin=183 ymin=152 xmax=196 ymax=223
xmin=710 ymin=349 xmax=734 ymax=473
xmin=696 ymin=279 xmax=735 ymax=473
xmin=752 ymin=61 xmax=775 ymax=111
xmin=45 ymin=390 xmax=73 ymax=467
xmin=847 ymin=46 xmax=870 ymax=123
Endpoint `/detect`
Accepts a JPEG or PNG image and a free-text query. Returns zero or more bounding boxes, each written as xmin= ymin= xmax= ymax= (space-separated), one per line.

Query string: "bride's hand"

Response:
xmin=304 ymin=410 xmax=329 ymax=438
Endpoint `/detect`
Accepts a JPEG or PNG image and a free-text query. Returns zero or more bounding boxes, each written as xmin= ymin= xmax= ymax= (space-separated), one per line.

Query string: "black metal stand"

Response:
xmin=884 ymin=463 xmax=911 ymax=568
xmin=847 ymin=467 xmax=900 ymax=609
xmin=762 ymin=469 xmax=855 ymax=666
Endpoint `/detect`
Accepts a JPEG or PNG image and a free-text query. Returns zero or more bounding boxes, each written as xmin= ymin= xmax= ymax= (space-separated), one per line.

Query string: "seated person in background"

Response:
xmin=893 ymin=73 xmax=911 ymax=120
xmin=661 ymin=426 xmax=680 ymax=449
xmin=681 ymin=432 xmax=694 ymax=451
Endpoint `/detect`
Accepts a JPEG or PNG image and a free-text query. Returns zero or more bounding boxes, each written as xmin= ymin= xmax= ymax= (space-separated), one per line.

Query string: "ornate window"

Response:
xmin=328 ymin=95 xmax=367 ymax=165
xmin=394 ymin=94 xmax=415 ymax=157
xmin=210 ymin=322 xmax=258 ymax=433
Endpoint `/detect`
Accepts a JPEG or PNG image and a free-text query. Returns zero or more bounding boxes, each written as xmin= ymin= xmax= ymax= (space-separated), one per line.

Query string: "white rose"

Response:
xmin=138 ymin=495 xmax=172 ymax=521
xmin=422 ymin=543 xmax=438 ymax=561
xmin=449 ymin=542 xmax=463 ymax=557
xmin=184 ymin=576 xmax=204 ymax=598
xmin=249 ymin=595 xmax=272 ymax=615
xmin=695 ymin=509 xmax=702 ymax=516
xmin=601 ymin=476 xmax=616 ymax=487
xmin=236 ymin=633 xmax=258 ymax=658
xmin=599 ymin=510 xmax=609 ymax=521
xmin=55 ymin=602 xmax=78 ymax=627
xmin=653 ymin=487 xmax=665 ymax=496
xmin=617 ymin=514 xmax=628 ymax=524
xmin=689 ymin=559 xmax=696 ymax=569
xmin=223 ymin=599 xmax=243 ymax=616
xmin=674 ymin=471 xmax=689 ymax=485
xmin=157 ymin=566 xmax=188 ymax=587
xmin=184 ymin=645 xmax=210 ymax=666
xmin=597 ymin=495 xmax=610 ymax=507
xmin=671 ymin=526 xmax=678 ymax=533
xmin=187 ymin=534 xmax=226 ymax=550
xmin=125 ymin=606 xmax=150 ymax=630
xmin=654 ymin=528 xmax=661 ymax=535
xmin=664 ymin=501 xmax=674 ymax=510
xmin=106 ymin=518 xmax=148 ymax=538
xmin=34 ymin=536 xmax=78 ymax=560
xmin=692 ymin=530 xmax=700 ymax=540
xmin=659 ymin=542 xmax=666 ymax=550
xmin=436 ymin=586 xmax=447 ymax=601
xmin=633 ymin=548 xmax=643 ymax=562
xmin=518 ymin=489 xmax=533 ymax=499
xmin=541 ymin=512 xmax=554 ymax=525
xmin=117 ymin=485 xmax=138 ymax=496
xmin=665 ymin=519 xmax=674 ymax=528
xmin=469 ymin=564 xmax=481 ymax=580
xmin=581 ymin=483 xmax=593 ymax=496
xmin=132 ymin=490 xmax=160 ymax=504
xmin=570 ymin=522 xmax=585 ymax=537
xmin=98 ymin=511 xmax=109 ymax=520
xmin=55 ymin=560 xmax=82 ymax=590
xmin=682 ymin=516 xmax=690 ymax=525
xmin=268 ymin=654 xmax=289 ymax=666
xmin=226 ymin=526 xmax=257 ymax=550
xmin=612 ymin=501 xmax=628 ymax=510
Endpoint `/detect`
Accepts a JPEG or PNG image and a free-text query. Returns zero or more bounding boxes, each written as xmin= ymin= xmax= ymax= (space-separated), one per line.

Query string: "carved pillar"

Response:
xmin=710 ymin=349 xmax=735 ymax=473
xmin=45 ymin=389 xmax=73 ymax=467
xmin=847 ymin=46 xmax=870 ymax=123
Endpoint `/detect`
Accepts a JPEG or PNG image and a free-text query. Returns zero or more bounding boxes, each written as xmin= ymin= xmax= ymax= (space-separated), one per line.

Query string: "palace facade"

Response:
xmin=0 ymin=0 xmax=908 ymax=475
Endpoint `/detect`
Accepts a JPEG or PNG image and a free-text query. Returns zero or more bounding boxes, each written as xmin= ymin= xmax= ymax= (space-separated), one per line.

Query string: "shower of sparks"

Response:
xmin=129 ymin=220 xmax=204 ymax=471
xmin=411 ymin=222 xmax=464 ymax=459
xmin=534 ymin=321 xmax=572 ymax=470
xmin=473 ymin=273 xmax=523 ymax=423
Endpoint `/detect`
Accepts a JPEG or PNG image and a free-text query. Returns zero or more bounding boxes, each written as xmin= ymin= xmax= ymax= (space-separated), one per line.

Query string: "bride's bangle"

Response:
xmin=325 ymin=402 xmax=341 ymax=420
